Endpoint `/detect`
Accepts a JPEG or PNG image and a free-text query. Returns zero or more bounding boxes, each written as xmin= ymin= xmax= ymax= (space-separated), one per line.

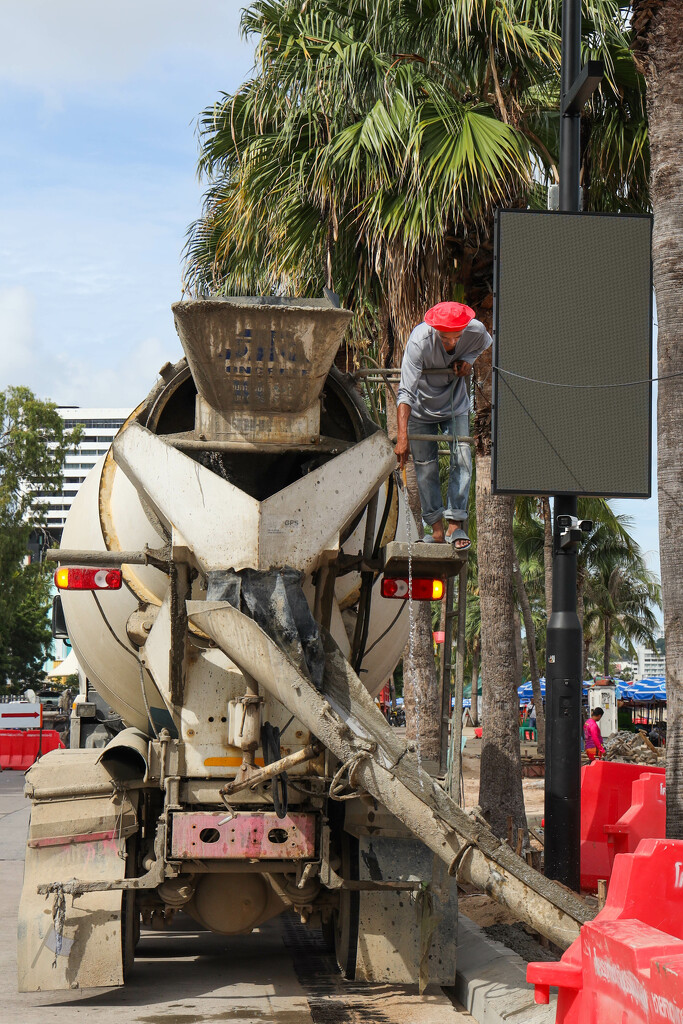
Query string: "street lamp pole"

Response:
xmin=543 ymin=0 xmax=602 ymax=890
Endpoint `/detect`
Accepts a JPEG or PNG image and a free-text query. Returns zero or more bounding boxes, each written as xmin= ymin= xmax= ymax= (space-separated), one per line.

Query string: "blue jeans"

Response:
xmin=409 ymin=412 xmax=471 ymax=526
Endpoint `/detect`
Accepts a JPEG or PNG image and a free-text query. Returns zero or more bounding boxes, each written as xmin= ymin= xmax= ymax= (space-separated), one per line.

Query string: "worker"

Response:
xmin=394 ymin=301 xmax=492 ymax=547
xmin=584 ymin=707 xmax=606 ymax=762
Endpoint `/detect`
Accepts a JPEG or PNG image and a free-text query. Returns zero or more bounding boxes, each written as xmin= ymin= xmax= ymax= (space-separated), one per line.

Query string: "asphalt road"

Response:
xmin=0 ymin=769 xmax=470 ymax=1024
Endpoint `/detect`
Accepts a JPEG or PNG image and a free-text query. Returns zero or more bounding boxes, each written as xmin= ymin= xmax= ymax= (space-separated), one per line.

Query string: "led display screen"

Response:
xmin=492 ymin=210 xmax=652 ymax=497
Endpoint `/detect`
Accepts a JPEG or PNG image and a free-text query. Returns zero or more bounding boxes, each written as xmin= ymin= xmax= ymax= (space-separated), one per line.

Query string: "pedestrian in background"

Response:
xmin=584 ymin=707 xmax=606 ymax=762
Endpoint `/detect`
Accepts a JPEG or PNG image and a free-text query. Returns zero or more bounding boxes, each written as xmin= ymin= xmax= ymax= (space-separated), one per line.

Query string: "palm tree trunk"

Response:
xmin=633 ymin=0 xmax=683 ymax=837
xmin=513 ymin=554 xmax=546 ymax=752
xmin=542 ymin=497 xmax=553 ymax=619
xmin=583 ymin=635 xmax=592 ymax=681
xmin=577 ymin=571 xmax=586 ymax=680
xmin=603 ymin=617 xmax=612 ymax=678
xmin=470 ymin=641 xmax=481 ymax=726
xmin=400 ymin=433 xmax=441 ymax=762
xmin=513 ymin=606 xmax=523 ymax=687
xmin=403 ymin=602 xmax=441 ymax=762
xmin=475 ymin=347 xmax=527 ymax=841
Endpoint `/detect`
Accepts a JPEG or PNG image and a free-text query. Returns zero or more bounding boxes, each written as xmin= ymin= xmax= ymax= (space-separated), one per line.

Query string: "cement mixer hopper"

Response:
xmin=171 ymin=296 xmax=353 ymax=444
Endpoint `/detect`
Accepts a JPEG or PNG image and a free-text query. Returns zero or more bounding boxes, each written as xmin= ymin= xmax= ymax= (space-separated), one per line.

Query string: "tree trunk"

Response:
xmin=403 ymin=602 xmax=441 ymax=762
xmin=634 ymin=0 xmax=683 ymax=837
xmin=470 ymin=642 xmax=481 ymax=726
xmin=474 ymin=337 xmax=527 ymax=841
xmin=543 ymin=497 xmax=553 ymax=620
xmin=583 ymin=634 xmax=592 ymax=681
xmin=513 ymin=606 xmax=524 ymax=689
xmin=513 ymin=554 xmax=546 ymax=753
xmin=477 ymin=469 xmax=527 ymax=838
xmin=577 ymin=571 xmax=587 ymax=680
xmin=400 ymin=442 xmax=441 ymax=760
xmin=603 ymin=616 xmax=612 ymax=678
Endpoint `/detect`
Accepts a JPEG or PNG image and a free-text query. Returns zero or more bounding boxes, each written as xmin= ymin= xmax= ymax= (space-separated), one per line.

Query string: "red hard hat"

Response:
xmin=424 ymin=301 xmax=475 ymax=331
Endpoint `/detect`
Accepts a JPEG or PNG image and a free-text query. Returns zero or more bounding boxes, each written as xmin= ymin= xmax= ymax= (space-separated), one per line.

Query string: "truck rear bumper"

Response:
xmin=170 ymin=811 xmax=316 ymax=860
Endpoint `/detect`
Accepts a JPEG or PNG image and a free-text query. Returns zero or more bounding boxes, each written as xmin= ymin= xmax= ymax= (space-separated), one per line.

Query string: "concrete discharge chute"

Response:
xmin=19 ymin=297 xmax=591 ymax=995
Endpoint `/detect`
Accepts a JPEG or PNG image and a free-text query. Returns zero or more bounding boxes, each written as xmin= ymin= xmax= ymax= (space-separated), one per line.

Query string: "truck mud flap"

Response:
xmin=18 ymin=749 xmax=138 ymax=992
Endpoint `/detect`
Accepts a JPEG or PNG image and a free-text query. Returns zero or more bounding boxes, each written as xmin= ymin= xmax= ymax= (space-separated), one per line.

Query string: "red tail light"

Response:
xmin=380 ymin=577 xmax=444 ymax=601
xmin=54 ymin=567 xmax=122 ymax=591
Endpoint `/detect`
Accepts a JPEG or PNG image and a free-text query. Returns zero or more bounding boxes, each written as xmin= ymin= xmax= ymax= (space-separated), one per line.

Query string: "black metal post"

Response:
xmin=544 ymin=0 xmax=583 ymax=891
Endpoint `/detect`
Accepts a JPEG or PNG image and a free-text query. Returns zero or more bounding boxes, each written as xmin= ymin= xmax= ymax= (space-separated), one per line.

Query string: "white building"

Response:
xmin=636 ymin=644 xmax=666 ymax=680
xmin=35 ymin=407 xmax=130 ymax=538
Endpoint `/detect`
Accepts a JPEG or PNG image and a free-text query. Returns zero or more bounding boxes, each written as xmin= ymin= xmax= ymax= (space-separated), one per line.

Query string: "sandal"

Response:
xmin=446 ymin=528 xmax=471 ymax=551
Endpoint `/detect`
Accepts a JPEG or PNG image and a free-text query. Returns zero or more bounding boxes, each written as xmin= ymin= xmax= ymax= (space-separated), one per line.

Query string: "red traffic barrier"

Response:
xmin=474 ymin=727 xmax=483 ymax=739
xmin=581 ymin=761 xmax=665 ymax=891
xmin=528 ymin=839 xmax=683 ymax=1024
xmin=605 ymin=772 xmax=666 ymax=872
xmin=0 ymin=729 xmax=65 ymax=771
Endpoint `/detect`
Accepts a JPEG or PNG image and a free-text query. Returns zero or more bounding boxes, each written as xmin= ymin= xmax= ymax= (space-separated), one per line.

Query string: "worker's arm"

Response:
xmin=394 ymin=403 xmax=412 ymax=470
xmin=457 ymin=323 xmax=492 ymax=374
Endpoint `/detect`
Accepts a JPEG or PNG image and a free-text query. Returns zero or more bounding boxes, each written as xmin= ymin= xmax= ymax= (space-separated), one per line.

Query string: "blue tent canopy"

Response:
xmin=619 ymin=678 xmax=666 ymax=702
xmin=517 ymin=679 xmax=593 ymax=703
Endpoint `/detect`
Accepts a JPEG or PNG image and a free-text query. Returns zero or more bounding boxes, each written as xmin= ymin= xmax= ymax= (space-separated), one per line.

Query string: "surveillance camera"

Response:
xmin=578 ymin=520 xmax=593 ymax=533
xmin=556 ymin=515 xmax=573 ymax=529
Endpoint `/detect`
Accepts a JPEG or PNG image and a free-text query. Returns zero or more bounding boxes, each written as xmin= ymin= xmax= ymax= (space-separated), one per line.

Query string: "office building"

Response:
xmin=33 ymin=407 xmax=130 ymax=541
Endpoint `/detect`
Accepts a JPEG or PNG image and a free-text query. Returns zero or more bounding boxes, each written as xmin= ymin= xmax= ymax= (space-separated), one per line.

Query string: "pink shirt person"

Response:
xmin=584 ymin=712 xmax=605 ymax=759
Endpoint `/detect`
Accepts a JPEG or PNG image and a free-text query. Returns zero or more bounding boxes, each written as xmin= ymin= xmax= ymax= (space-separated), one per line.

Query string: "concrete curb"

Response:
xmin=454 ymin=916 xmax=557 ymax=1024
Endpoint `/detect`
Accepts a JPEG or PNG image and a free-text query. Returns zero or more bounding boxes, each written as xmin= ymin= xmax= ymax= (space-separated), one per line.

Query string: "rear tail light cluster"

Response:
xmin=380 ymin=577 xmax=444 ymax=601
xmin=54 ymin=567 xmax=122 ymax=591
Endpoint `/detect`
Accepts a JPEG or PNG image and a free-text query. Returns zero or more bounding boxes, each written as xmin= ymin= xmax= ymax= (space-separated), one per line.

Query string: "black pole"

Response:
xmin=543 ymin=0 xmax=583 ymax=891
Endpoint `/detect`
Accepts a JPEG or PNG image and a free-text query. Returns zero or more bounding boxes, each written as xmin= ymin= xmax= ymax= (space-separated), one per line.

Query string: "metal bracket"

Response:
xmin=36 ymin=820 xmax=177 ymax=898
xmin=45 ymin=545 xmax=173 ymax=572
xmin=561 ymin=60 xmax=604 ymax=115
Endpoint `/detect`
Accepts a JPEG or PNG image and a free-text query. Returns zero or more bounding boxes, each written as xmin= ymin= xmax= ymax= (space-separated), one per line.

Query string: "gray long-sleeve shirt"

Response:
xmin=397 ymin=319 xmax=492 ymax=421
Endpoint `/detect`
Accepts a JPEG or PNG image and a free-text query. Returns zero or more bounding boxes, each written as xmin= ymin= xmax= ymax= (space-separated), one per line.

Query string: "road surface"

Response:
xmin=0 ymin=769 xmax=470 ymax=1023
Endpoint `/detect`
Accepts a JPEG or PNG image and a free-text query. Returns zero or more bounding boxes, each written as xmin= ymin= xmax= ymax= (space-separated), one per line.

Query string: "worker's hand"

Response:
xmin=453 ymin=360 xmax=472 ymax=377
xmin=394 ymin=435 xmax=410 ymax=471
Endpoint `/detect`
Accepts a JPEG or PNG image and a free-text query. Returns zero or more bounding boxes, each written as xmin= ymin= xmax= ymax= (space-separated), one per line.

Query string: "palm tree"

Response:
xmin=184 ymin=0 xmax=650 ymax=840
xmin=583 ymin=548 xmax=661 ymax=676
xmin=631 ymin=0 xmax=683 ymax=839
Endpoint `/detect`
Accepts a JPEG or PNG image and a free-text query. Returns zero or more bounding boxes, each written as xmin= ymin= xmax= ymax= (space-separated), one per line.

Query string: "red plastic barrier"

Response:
xmin=0 ymin=729 xmax=65 ymax=770
xmin=649 ymin=953 xmax=683 ymax=1023
xmin=528 ymin=839 xmax=683 ymax=1024
xmin=474 ymin=727 xmax=483 ymax=739
xmin=581 ymin=761 xmax=665 ymax=891
xmin=605 ymin=772 xmax=666 ymax=871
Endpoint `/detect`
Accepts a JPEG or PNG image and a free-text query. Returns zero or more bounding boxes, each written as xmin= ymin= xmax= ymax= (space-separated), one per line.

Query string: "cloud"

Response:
xmin=1 ymin=1 xmax=253 ymax=99
xmin=54 ymin=333 xmax=183 ymax=409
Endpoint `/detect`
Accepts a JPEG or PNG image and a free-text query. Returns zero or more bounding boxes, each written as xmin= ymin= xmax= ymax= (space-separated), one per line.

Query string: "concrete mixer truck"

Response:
xmin=18 ymin=297 xmax=591 ymax=994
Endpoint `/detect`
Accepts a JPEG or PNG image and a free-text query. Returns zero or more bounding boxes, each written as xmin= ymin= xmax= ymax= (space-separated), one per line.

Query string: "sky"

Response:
xmin=0 ymin=1 xmax=661 ymax=600
xmin=0 ymin=1 xmax=255 ymax=406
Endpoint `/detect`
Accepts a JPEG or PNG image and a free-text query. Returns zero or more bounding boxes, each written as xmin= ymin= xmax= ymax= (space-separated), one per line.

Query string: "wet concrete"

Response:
xmin=0 ymin=770 xmax=470 ymax=1023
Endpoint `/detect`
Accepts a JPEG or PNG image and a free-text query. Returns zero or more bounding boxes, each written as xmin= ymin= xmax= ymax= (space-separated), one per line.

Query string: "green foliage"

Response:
xmin=0 ymin=562 xmax=54 ymax=691
xmin=584 ymin=543 xmax=661 ymax=675
xmin=184 ymin=0 xmax=648 ymax=357
xmin=0 ymin=387 xmax=81 ymax=688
